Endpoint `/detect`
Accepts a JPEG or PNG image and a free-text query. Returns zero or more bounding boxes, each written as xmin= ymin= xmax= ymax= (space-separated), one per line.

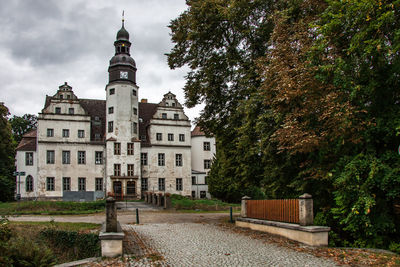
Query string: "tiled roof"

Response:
xmin=22 ymin=129 xmax=37 ymax=138
xmin=79 ymin=99 xmax=106 ymax=142
xmin=16 ymin=129 xmax=37 ymax=151
xmin=191 ymin=126 xmax=205 ymax=137
xmin=139 ymin=102 xmax=158 ymax=146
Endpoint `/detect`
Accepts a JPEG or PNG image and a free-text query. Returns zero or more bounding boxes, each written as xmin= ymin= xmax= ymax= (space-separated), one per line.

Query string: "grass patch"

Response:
xmin=171 ymin=194 xmax=240 ymax=211
xmin=0 ymin=200 xmax=105 ymax=215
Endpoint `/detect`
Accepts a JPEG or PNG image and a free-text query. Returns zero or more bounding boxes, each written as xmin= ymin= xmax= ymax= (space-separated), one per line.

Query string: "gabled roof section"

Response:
xmin=158 ymin=91 xmax=183 ymax=108
xmin=16 ymin=129 xmax=37 ymax=151
xmin=79 ymin=99 xmax=106 ymax=142
xmin=191 ymin=126 xmax=205 ymax=137
xmin=139 ymin=102 xmax=158 ymax=146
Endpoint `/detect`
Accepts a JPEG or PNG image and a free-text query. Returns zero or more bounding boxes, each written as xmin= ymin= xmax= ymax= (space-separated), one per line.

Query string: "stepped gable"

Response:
xmin=16 ymin=129 xmax=37 ymax=151
xmin=79 ymin=99 xmax=106 ymax=142
xmin=138 ymin=102 xmax=158 ymax=146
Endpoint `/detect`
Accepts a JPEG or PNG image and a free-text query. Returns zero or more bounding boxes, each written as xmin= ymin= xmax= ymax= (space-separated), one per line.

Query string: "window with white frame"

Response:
xmin=62 ymin=129 xmax=69 ymax=137
xmin=95 ymin=178 xmax=103 ymax=191
xmin=78 ymin=130 xmax=85 ymax=138
xmin=127 ymin=143 xmax=134 ymax=155
xmin=203 ymin=142 xmax=211 ymax=151
xmin=127 ymin=164 xmax=134 ymax=176
xmin=46 ymin=150 xmax=55 ymax=164
xmin=114 ymin=164 xmax=121 ymax=176
xmin=62 ymin=150 xmax=70 ymax=164
xmin=158 ymin=153 xmax=165 ymax=166
xmin=176 ymin=154 xmax=183 ymax=166
xmin=176 ymin=178 xmax=183 ymax=191
xmin=46 ymin=177 xmax=55 ymax=191
xmin=95 ymin=151 xmax=103 ymax=164
xmin=78 ymin=177 xmax=86 ymax=191
xmin=26 ymin=175 xmax=33 ymax=192
xmin=77 ymin=151 xmax=86 ymax=164
xmin=141 ymin=153 xmax=147 ymax=165
xmin=47 ymin=128 xmax=54 ymax=137
xmin=63 ymin=177 xmax=71 ymax=191
xmin=158 ymin=178 xmax=165 ymax=191
xmin=141 ymin=178 xmax=148 ymax=191
xmin=25 ymin=152 xmax=33 ymax=166
xmin=204 ymin=159 xmax=211 ymax=169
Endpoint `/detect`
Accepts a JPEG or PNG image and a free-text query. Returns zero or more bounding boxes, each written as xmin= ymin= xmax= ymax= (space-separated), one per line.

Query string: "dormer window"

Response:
xmin=172 ymin=102 xmax=176 ymax=107
xmin=67 ymin=94 xmax=71 ymax=99
xmin=60 ymin=95 xmax=63 ymax=99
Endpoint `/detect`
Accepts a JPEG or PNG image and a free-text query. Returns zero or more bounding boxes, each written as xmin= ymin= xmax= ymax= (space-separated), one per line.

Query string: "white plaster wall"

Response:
xmin=141 ymin=146 xmax=191 ymax=196
xmin=191 ymin=173 xmax=211 ymax=199
xmin=37 ymin=142 xmax=104 ymax=198
xmin=38 ymin=115 xmax=91 ymax=143
xmin=42 ymin=100 xmax=86 ymax=116
xmin=191 ymin=135 xmax=216 ymax=172
xmin=15 ymin=150 xmax=38 ymax=199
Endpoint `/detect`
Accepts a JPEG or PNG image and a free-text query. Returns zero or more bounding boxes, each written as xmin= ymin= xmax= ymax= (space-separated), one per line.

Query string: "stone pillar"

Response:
xmin=164 ymin=193 xmax=171 ymax=209
xmin=299 ymin=193 xmax=313 ymax=226
xmin=106 ymin=197 xmax=117 ymax=232
xmin=241 ymin=196 xmax=251 ymax=218
xmin=152 ymin=193 xmax=157 ymax=205
xmin=144 ymin=192 xmax=148 ymax=203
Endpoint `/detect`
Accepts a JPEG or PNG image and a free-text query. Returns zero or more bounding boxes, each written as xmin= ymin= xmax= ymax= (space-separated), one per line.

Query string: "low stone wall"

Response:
xmin=236 ymin=217 xmax=330 ymax=247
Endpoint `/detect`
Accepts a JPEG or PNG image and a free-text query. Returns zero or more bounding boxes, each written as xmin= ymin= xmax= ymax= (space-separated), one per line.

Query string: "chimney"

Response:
xmin=141 ymin=99 xmax=148 ymax=103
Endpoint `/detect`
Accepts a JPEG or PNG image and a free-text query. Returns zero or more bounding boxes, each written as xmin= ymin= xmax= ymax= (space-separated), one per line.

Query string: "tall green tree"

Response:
xmin=9 ymin=114 xmax=37 ymax=142
xmin=0 ymin=103 xmax=16 ymax=202
xmin=168 ymin=0 xmax=278 ymax=200
xmin=313 ymin=0 xmax=400 ymax=248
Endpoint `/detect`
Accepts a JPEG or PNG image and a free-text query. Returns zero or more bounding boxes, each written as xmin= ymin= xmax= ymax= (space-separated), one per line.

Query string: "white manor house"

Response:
xmin=15 ymin=22 xmax=215 ymax=201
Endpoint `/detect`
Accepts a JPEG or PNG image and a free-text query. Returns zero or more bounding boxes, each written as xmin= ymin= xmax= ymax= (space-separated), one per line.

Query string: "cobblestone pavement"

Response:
xmin=123 ymin=223 xmax=338 ymax=267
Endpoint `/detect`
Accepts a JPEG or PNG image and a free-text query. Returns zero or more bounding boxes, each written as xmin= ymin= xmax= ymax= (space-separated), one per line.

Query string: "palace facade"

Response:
xmin=15 ymin=22 xmax=215 ymax=201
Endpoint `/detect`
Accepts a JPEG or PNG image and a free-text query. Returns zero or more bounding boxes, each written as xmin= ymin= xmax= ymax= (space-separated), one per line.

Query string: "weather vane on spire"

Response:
xmin=122 ymin=10 xmax=125 ymax=26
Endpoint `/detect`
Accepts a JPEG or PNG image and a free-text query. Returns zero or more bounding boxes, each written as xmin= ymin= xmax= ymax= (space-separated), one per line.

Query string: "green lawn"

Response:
xmin=0 ymin=200 xmax=105 ymax=215
xmin=171 ymin=194 xmax=240 ymax=211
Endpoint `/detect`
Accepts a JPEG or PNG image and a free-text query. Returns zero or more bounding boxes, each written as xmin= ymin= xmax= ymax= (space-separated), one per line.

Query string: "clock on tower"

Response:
xmin=120 ymin=71 xmax=128 ymax=79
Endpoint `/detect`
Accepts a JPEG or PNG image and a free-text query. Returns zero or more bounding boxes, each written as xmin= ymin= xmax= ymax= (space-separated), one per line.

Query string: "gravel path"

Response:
xmin=124 ymin=223 xmax=338 ymax=267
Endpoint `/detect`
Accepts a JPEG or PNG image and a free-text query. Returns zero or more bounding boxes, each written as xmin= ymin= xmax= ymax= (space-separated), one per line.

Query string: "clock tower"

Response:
xmin=105 ymin=17 xmax=141 ymax=199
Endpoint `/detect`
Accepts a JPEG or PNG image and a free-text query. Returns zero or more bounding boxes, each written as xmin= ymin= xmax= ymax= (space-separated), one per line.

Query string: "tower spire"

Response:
xmin=122 ymin=10 xmax=125 ymax=27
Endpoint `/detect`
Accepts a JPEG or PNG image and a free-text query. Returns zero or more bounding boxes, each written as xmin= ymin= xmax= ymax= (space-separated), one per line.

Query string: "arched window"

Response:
xmin=26 ymin=175 xmax=33 ymax=192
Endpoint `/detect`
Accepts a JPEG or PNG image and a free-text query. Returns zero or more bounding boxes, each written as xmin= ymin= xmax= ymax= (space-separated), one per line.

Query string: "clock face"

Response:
xmin=120 ymin=71 xmax=128 ymax=79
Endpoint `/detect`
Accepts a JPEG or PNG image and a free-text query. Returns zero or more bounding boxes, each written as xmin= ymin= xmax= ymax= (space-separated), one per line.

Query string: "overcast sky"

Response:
xmin=0 ymin=0 xmax=203 ymax=125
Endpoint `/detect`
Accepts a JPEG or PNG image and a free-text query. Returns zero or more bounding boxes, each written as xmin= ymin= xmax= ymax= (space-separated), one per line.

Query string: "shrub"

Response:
xmin=40 ymin=229 xmax=100 ymax=260
xmin=7 ymin=237 xmax=56 ymax=267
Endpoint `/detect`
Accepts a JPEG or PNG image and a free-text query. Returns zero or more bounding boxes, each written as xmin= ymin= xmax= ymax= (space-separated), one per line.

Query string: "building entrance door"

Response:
xmin=126 ymin=181 xmax=136 ymax=199
xmin=113 ymin=181 xmax=122 ymax=200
